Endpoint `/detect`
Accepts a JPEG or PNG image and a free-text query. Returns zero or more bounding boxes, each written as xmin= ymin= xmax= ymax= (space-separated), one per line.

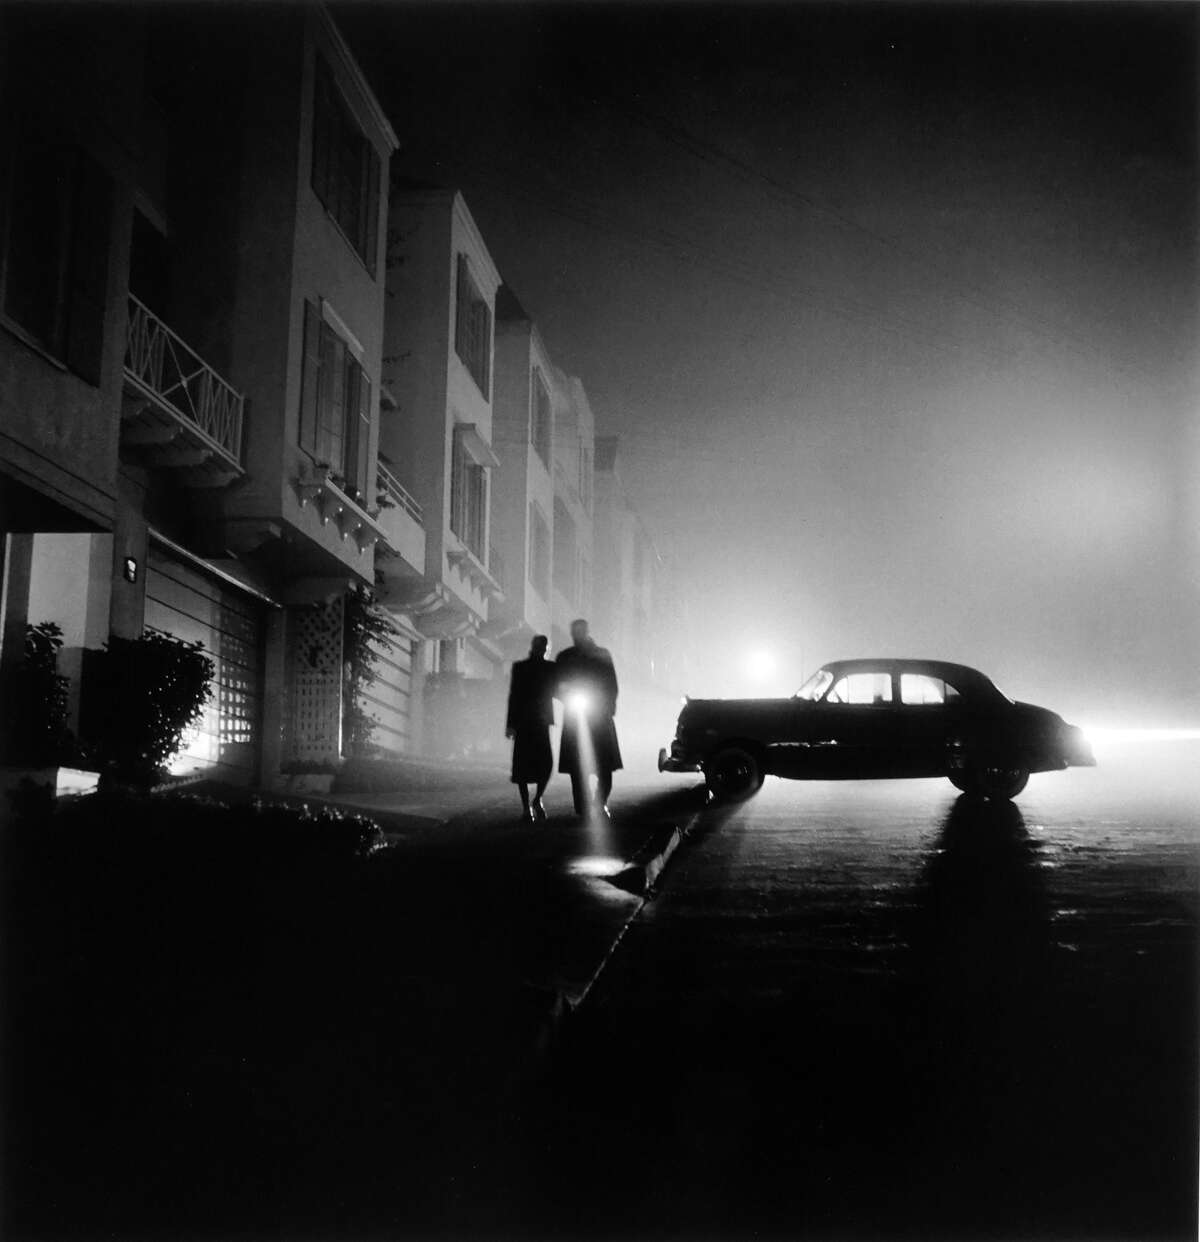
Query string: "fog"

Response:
xmin=342 ymin=2 xmax=1199 ymax=728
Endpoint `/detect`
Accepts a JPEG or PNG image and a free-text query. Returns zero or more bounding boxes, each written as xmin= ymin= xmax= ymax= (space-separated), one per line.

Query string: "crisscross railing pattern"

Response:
xmin=125 ymin=295 xmax=243 ymax=464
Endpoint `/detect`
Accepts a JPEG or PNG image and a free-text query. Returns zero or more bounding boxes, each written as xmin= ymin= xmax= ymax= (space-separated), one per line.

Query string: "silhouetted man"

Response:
xmin=555 ymin=618 xmax=622 ymax=817
xmin=506 ymin=635 xmax=556 ymax=822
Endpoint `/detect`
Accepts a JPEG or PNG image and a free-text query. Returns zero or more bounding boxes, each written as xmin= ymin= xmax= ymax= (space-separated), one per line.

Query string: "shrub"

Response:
xmin=84 ymin=632 xmax=214 ymax=787
xmin=3 ymin=622 xmax=75 ymax=767
xmin=342 ymin=586 xmax=398 ymax=759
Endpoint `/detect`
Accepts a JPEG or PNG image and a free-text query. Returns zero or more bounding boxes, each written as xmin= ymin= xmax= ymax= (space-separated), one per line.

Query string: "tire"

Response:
xmin=704 ymin=746 xmax=765 ymax=803
xmin=948 ymin=770 xmax=973 ymax=794
xmin=951 ymin=762 xmax=1029 ymax=800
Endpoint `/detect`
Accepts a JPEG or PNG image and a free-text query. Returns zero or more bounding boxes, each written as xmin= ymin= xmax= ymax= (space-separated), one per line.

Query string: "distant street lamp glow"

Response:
xmin=744 ymin=648 xmax=776 ymax=684
xmin=567 ymin=690 xmax=591 ymax=716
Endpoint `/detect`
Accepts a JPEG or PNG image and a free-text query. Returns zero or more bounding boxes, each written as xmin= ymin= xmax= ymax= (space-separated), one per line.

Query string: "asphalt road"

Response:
xmin=519 ymin=739 xmax=1199 ymax=1242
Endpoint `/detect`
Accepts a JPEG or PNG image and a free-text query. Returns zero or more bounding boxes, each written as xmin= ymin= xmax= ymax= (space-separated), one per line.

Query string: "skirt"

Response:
xmin=511 ymin=725 xmax=553 ymax=784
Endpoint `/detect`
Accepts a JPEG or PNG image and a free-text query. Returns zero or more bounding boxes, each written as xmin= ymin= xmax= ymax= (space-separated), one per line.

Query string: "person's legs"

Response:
xmin=596 ymin=770 xmax=613 ymax=811
xmin=532 ymin=774 xmax=549 ymax=820
xmin=517 ymin=783 xmax=531 ymax=819
xmin=569 ymin=771 xmax=586 ymax=815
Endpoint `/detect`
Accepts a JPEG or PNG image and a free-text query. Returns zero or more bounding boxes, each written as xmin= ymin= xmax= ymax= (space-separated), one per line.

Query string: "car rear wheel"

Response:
xmin=704 ymin=746 xmax=765 ymax=803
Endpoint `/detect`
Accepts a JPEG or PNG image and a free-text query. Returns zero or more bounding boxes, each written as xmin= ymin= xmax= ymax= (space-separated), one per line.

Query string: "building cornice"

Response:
xmin=316 ymin=2 xmax=399 ymax=152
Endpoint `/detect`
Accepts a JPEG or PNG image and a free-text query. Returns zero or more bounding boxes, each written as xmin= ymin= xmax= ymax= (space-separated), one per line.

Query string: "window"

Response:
xmin=311 ymin=57 xmax=380 ymax=271
xmin=531 ymin=368 xmax=551 ymax=466
xmin=454 ymin=254 xmax=491 ymax=397
xmin=450 ymin=426 xmax=488 ymax=558
xmin=553 ymin=497 xmax=577 ymax=602
xmin=299 ymin=300 xmax=372 ymax=498
xmin=1 ymin=136 xmax=110 ymax=383
xmin=900 ymin=674 xmax=960 ymax=706
xmin=528 ymin=502 xmax=550 ymax=600
xmin=827 ymin=673 xmax=893 ymax=706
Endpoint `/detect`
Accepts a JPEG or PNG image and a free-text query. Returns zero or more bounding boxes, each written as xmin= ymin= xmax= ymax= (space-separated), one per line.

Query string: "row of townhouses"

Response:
xmin=0 ymin=2 xmax=681 ymax=784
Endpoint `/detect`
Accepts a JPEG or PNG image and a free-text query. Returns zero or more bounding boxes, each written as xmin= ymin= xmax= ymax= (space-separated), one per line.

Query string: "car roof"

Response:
xmin=819 ymin=659 xmax=1005 ymax=696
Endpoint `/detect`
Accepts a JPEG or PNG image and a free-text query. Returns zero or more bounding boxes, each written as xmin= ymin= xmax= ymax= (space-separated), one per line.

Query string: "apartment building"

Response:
xmin=486 ymin=285 xmax=560 ymax=660
xmin=550 ymin=376 xmax=595 ymax=651
xmin=593 ymin=434 xmax=663 ymax=684
xmin=1 ymin=3 xmax=405 ymax=782
xmin=379 ymin=186 xmax=505 ymax=754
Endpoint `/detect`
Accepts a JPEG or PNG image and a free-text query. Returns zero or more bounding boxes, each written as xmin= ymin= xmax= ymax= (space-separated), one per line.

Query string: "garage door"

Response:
xmin=145 ymin=548 xmax=265 ymax=783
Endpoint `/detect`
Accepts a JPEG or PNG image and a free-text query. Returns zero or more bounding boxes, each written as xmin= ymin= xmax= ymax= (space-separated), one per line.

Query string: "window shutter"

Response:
xmin=454 ymin=255 xmax=469 ymax=360
xmin=475 ymin=301 xmax=492 ymax=398
xmin=449 ymin=427 xmax=463 ymax=538
xmin=363 ymin=146 xmax=380 ymax=274
xmin=299 ymin=299 xmax=321 ymax=455
xmin=318 ymin=324 xmax=344 ymax=470
xmin=66 ymin=150 xmax=110 ymax=385
xmin=353 ymin=365 xmax=371 ymax=496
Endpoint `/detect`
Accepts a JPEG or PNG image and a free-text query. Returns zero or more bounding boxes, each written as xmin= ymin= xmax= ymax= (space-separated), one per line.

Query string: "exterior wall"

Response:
xmin=490 ymin=312 xmax=555 ymax=656
xmin=382 ymin=190 xmax=500 ymax=610
xmin=2 ymin=2 xmax=402 ymax=782
xmin=0 ymin=9 xmax=141 ymax=535
xmin=207 ymin=5 xmax=394 ymax=587
xmin=0 ymin=9 xmax=145 ymax=726
xmin=550 ymin=373 xmax=595 ymax=648
xmin=380 ymin=189 xmax=504 ymax=755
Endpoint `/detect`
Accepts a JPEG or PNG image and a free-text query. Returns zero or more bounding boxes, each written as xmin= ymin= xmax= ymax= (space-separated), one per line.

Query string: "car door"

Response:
xmin=801 ymin=670 xmax=901 ymax=778
xmin=895 ymin=672 xmax=959 ymax=776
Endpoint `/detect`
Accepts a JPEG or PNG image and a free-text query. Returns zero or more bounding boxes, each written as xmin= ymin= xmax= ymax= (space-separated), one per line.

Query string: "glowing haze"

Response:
xmin=342 ymin=2 xmax=1199 ymax=727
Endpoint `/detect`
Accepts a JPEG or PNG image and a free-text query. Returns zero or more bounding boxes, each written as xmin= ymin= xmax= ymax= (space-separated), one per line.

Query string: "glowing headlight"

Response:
xmin=567 ymin=691 xmax=591 ymax=715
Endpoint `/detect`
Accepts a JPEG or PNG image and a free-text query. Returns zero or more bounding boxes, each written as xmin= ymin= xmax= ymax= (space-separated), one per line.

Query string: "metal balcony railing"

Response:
xmin=124 ymin=295 xmax=244 ymax=466
xmin=377 ymin=462 xmax=424 ymax=525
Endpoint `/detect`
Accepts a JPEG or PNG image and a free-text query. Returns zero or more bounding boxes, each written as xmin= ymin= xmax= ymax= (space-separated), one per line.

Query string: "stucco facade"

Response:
xmin=1 ymin=3 xmax=405 ymax=782
xmin=487 ymin=286 xmax=557 ymax=657
xmin=379 ymin=188 xmax=506 ymax=753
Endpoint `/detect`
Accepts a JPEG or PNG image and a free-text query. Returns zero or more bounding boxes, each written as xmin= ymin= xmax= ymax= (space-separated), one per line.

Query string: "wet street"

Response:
xmin=526 ymin=739 xmax=1199 ymax=1241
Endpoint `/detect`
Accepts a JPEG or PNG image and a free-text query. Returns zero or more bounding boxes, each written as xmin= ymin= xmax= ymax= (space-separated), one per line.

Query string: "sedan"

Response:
xmin=658 ymin=658 xmax=1096 ymax=802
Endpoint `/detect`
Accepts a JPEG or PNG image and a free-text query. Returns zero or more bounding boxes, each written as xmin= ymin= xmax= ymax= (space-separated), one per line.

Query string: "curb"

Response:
xmin=504 ymin=807 xmax=704 ymax=1102
xmin=569 ymin=808 xmax=703 ymax=1005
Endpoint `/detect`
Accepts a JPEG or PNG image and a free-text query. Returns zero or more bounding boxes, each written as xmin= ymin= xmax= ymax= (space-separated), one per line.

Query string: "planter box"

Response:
xmin=0 ymin=766 xmax=101 ymax=802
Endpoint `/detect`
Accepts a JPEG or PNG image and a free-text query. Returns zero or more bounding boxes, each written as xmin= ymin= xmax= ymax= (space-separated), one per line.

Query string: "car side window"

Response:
xmin=899 ymin=674 xmax=961 ymax=706
xmin=826 ymin=673 xmax=893 ymax=706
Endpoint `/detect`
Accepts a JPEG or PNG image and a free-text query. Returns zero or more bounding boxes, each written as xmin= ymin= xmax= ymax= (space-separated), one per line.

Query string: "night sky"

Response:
xmin=339 ymin=2 xmax=1199 ymax=725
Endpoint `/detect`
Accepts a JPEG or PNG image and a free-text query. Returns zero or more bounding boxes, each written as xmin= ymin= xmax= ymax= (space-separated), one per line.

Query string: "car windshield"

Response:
xmin=794 ymin=668 xmax=834 ymax=701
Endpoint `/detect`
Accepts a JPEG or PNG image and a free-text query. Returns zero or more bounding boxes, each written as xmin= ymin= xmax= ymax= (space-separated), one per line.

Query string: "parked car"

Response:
xmin=658 ymin=658 xmax=1095 ymax=802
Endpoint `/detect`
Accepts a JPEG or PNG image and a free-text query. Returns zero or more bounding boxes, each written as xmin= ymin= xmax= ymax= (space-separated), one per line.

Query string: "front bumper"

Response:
xmin=658 ymin=745 xmax=702 ymax=774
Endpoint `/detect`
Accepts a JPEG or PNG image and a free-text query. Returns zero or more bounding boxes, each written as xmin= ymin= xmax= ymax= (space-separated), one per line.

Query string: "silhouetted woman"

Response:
xmin=506 ymin=635 xmax=556 ymax=822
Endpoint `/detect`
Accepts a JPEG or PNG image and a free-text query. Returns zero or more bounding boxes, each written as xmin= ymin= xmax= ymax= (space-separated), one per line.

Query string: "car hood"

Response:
xmin=1013 ymin=700 xmax=1096 ymax=766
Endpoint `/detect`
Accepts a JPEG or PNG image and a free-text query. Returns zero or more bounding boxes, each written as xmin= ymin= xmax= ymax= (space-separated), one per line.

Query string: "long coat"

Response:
xmin=555 ymin=642 xmax=623 ymax=776
xmin=506 ymin=656 xmax=556 ymax=783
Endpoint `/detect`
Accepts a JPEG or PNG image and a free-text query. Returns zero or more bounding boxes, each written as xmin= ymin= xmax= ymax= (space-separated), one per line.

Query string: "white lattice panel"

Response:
xmin=285 ymin=600 xmax=344 ymax=764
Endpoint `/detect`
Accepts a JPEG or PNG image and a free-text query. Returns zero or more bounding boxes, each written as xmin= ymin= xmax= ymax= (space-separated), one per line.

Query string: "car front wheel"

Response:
xmin=951 ymin=762 xmax=1029 ymax=800
xmin=704 ymin=746 xmax=765 ymax=803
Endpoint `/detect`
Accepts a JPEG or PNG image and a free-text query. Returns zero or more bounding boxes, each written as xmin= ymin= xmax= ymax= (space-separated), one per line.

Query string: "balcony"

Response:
xmin=121 ymin=295 xmax=244 ymax=487
xmin=293 ymin=464 xmax=388 ymax=554
xmin=375 ymin=461 xmax=426 ymax=574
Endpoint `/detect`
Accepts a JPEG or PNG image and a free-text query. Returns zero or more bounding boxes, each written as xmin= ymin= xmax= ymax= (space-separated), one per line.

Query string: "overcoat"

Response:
xmin=506 ymin=656 xmax=556 ymax=783
xmin=555 ymin=642 xmax=623 ymax=776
